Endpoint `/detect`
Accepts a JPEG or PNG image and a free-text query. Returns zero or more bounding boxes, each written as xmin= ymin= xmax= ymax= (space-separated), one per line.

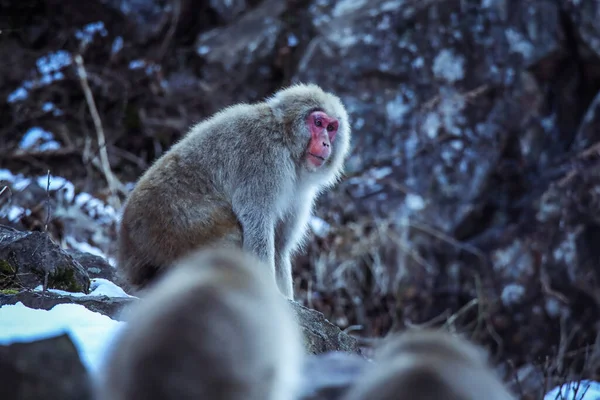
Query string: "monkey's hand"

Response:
xmin=274 ymin=254 xmax=294 ymax=299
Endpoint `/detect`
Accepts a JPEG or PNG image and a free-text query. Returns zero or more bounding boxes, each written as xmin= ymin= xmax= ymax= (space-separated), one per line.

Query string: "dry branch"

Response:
xmin=74 ymin=54 xmax=125 ymax=208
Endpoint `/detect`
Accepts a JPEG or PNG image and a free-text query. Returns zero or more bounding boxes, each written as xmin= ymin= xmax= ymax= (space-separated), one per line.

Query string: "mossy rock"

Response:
xmin=0 ymin=225 xmax=90 ymax=293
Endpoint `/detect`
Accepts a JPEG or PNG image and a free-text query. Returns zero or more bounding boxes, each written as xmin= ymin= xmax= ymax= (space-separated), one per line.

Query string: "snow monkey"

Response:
xmin=117 ymin=83 xmax=351 ymax=299
xmin=342 ymin=329 xmax=516 ymax=400
xmin=98 ymin=248 xmax=304 ymax=400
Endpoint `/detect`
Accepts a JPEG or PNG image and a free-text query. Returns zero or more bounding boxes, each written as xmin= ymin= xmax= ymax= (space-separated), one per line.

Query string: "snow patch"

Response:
xmin=19 ymin=127 xmax=61 ymax=152
xmin=111 ymin=36 xmax=124 ymax=55
xmin=128 ymin=59 xmax=161 ymax=75
xmin=370 ymin=167 xmax=392 ymax=179
xmin=34 ymin=278 xmax=134 ymax=299
xmin=75 ymin=21 xmax=108 ymax=45
xmin=65 ymin=237 xmax=107 ymax=259
xmin=505 ymin=28 xmax=534 ymax=59
xmin=405 ymin=193 xmax=426 ymax=211
xmin=75 ymin=192 xmax=117 ymax=223
xmin=309 ymin=216 xmax=331 ymax=238
xmin=501 ymin=283 xmax=525 ymax=306
xmin=7 ymin=51 xmax=72 ymax=104
xmin=332 ymin=0 xmax=367 ymax=17
xmin=432 ymin=49 xmax=465 ymax=83
xmin=0 ymin=302 xmax=125 ymax=375
xmin=42 ymin=102 xmax=64 ymax=116
xmin=287 ymin=33 xmax=299 ymax=47
xmin=545 ymin=380 xmax=600 ymax=400
xmin=386 ymin=94 xmax=412 ymax=125
xmin=4 ymin=205 xmax=31 ymax=222
xmin=197 ymin=45 xmax=211 ymax=55
xmin=37 ymin=51 xmax=73 ymax=75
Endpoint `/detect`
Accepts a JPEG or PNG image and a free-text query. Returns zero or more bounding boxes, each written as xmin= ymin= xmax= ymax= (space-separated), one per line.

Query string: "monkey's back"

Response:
xmin=344 ymin=356 xmax=514 ymax=400
xmin=343 ymin=359 xmax=467 ymax=400
xmin=343 ymin=331 xmax=515 ymax=400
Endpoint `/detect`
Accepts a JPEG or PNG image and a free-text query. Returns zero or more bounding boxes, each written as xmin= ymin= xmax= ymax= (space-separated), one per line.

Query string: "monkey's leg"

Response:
xmin=119 ymin=187 xmax=244 ymax=289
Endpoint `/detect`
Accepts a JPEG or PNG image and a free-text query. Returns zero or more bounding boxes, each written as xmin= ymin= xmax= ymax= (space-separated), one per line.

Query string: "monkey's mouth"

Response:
xmin=308 ymin=153 xmax=325 ymax=161
xmin=307 ymin=152 xmax=327 ymax=169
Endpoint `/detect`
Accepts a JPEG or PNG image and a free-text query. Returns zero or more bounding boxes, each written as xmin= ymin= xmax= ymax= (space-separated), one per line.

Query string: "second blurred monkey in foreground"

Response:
xmin=342 ymin=329 xmax=515 ymax=400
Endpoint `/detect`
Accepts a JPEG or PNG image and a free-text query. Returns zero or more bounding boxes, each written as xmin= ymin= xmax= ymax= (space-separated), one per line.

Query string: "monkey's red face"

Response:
xmin=306 ymin=111 xmax=339 ymax=169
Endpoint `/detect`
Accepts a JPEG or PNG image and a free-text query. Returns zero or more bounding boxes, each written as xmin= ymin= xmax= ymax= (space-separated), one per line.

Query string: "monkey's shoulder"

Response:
xmin=189 ymin=103 xmax=273 ymax=136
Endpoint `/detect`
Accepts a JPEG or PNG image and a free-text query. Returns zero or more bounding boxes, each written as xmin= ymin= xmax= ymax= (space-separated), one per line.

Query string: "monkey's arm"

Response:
xmin=274 ymin=198 xmax=314 ymax=299
xmin=274 ymin=220 xmax=295 ymax=299
xmin=231 ymin=184 xmax=279 ymax=280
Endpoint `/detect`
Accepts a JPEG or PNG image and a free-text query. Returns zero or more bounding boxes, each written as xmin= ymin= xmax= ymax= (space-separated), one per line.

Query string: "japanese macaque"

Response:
xmin=117 ymin=83 xmax=351 ymax=299
xmin=97 ymin=248 xmax=304 ymax=400
xmin=342 ymin=329 xmax=516 ymax=400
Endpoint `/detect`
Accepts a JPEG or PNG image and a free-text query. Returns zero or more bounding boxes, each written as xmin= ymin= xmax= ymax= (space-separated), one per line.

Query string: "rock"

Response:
xmin=65 ymin=249 xmax=115 ymax=280
xmin=572 ymin=89 xmax=600 ymax=154
xmin=0 ymin=290 xmax=132 ymax=320
xmin=534 ymin=177 xmax=600 ymax=311
xmin=0 ymin=333 xmax=93 ymax=400
xmin=64 ymin=249 xmax=133 ymax=294
xmin=195 ymin=0 xmax=288 ymax=111
xmin=298 ymin=351 xmax=370 ymax=400
xmin=295 ymin=0 xmax=563 ymax=227
xmin=563 ymin=0 xmax=600 ymax=64
xmin=98 ymin=0 xmax=172 ymax=43
xmin=290 ymin=301 xmax=362 ymax=355
xmin=0 ymin=225 xmax=90 ymax=293
xmin=209 ymin=0 xmax=248 ymax=23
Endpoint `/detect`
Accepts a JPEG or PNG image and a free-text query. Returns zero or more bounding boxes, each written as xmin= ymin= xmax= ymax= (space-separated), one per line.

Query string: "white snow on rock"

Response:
xmin=34 ymin=278 xmax=135 ymax=299
xmin=0 ymin=302 xmax=125 ymax=375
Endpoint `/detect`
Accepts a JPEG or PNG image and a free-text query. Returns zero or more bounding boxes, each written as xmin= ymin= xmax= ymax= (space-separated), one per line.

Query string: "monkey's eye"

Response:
xmin=326 ymin=124 xmax=334 ymax=132
xmin=315 ymin=119 xmax=322 ymax=127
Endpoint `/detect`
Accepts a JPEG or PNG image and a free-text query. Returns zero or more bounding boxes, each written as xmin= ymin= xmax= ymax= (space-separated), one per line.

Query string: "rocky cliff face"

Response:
xmin=1 ymin=0 xmax=600 ymax=396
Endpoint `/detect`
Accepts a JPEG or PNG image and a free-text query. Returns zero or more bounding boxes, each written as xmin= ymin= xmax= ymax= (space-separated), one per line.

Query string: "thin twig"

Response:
xmin=442 ymin=298 xmax=479 ymax=333
xmin=7 ymin=147 xmax=80 ymax=159
xmin=0 ymin=185 xmax=12 ymax=210
xmin=157 ymin=0 xmax=181 ymax=61
xmin=73 ymin=54 xmax=122 ymax=209
xmin=44 ymin=170 xmax=51 ymax=231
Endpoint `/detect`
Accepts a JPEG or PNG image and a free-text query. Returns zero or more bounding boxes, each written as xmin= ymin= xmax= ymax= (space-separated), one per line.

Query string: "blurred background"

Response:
xmin=1 ymin=0 xmax=600 ymax=397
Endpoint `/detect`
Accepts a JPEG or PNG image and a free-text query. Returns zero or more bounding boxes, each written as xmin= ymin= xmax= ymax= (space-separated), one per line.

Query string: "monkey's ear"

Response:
xmin=266 ymin=94 xmax=287 ymax=123
xmin=266 ymin=83 xmax=313 ymax=122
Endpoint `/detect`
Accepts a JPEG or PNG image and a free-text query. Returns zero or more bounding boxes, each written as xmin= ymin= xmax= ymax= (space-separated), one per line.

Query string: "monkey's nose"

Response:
xmin=322 ymin=142 xmax=329 ymax=147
